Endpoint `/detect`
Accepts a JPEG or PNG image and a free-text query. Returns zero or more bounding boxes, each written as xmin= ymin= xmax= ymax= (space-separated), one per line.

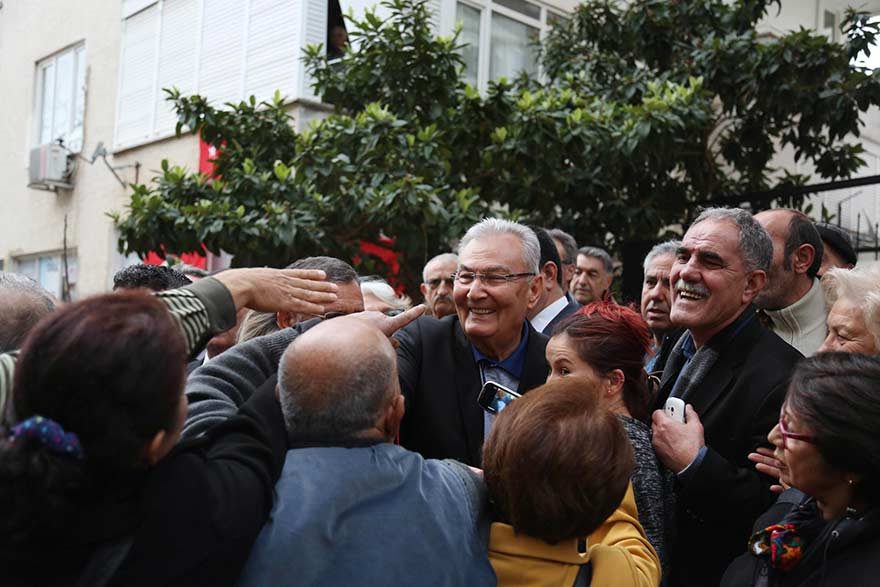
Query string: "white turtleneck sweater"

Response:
xmin=764 ymin=278 xmax=827 ymax=357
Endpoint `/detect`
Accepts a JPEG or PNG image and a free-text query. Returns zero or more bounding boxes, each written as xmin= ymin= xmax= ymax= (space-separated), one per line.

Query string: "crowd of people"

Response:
xmin=0 ymin=207 xmax=878 ymax=587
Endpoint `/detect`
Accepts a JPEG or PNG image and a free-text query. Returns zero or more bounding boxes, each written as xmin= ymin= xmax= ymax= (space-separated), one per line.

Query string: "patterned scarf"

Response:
xmin=749 ymin=523 xmax=804 ymax=572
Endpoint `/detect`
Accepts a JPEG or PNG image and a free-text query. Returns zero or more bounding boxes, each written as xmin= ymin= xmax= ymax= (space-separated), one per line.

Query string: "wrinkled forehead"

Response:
xmin=645 ymin=253 xmax=674 ymax=276
xmin=424 ymin=259 xmax=458 ymax=279
xmin=681 ymin=219 xmax=743 ymax=259
xmin=458 ymin=234 xmax=528 ymax=272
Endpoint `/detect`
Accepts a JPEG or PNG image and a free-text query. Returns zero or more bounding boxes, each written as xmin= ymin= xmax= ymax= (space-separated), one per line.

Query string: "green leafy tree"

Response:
xmin=113 ymin=0 xmax=880 ymax=294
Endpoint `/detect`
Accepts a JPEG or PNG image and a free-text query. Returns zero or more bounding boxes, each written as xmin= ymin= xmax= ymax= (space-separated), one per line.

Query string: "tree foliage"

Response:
xmin=112 ymin=0 xmax=880 ymax=292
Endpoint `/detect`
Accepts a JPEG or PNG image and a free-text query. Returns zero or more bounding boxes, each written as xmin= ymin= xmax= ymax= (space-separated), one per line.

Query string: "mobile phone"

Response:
xmin=664 ymin=397 xmax=686 ymax=423
xmin=478 ymin=381 xmax=521 ymax=414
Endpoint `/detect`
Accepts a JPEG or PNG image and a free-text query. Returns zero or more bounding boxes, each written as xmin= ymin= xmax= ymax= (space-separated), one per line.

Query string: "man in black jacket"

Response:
xmin=651 ymin=208 xmax=803 ymax=586
xmin=396 ymin=218 xmax=548 ymax=466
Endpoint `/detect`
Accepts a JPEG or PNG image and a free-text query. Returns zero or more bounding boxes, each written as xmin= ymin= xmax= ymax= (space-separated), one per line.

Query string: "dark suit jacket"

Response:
xmin=395 ymin=315 xmax=549 ymax=466
xmin=540 ymin=297 xmax=581 ymax=336
xmin=654 ymin=313 xmax=803 ymax=587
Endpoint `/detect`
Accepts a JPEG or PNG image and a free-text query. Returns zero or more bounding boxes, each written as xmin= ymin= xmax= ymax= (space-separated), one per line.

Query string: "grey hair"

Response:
xmin=578 ymin=246 xmax=613 ymax=274
xmin=359 ymin=276 xmax=412 ymax=311
xmin=822 ymin=263 xmax=880 ymax=350
xmin=0 ymin=272 xmax=56 ymax=352
xmin=692 ymin=207 xmax=773 ymax=273
xmin=277 ymin=337 xmax=397 ymax=441
xmin=422 ymin=253 xmax=458 ymax=282
xmin=548 ymin=229 xmax=578 ymax=264
xmin=643 ymin=240 xmax=682 ymax=273
xmin=458 ymin=218 xmax=540 ymax=273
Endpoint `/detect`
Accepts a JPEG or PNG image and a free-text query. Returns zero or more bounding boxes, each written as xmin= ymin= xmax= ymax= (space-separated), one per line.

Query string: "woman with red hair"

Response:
xmin=548 ymin=301 xmax=675 ymax=574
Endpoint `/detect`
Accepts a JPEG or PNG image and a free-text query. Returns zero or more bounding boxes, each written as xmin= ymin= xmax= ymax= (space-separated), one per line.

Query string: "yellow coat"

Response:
xmin=488 ymin=484 xmax=660 ymax=587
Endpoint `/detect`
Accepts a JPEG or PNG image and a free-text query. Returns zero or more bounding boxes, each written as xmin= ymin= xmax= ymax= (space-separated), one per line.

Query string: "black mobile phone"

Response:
xmin=477 ymin=381 xmax=521 ymax=414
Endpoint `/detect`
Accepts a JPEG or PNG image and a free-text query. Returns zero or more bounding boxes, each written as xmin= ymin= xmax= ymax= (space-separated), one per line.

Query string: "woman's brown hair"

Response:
xmin=482 ymin=376 xmax=634 ymax=544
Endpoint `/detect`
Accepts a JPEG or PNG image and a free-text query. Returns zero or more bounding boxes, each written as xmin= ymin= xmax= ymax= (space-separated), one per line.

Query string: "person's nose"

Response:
xmin=466 ymin=277 xmax=487 ymax=300
xmin=768 ymin=421 xmax=783 ymax=449
xmin=817 ymin=331 xmax=834 ymax=354
xmin=437 ymin=279 xmax=452 ymax=296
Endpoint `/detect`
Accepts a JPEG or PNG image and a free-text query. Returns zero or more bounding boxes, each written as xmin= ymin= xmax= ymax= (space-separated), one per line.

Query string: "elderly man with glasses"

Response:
xmin=395 ymin=218 xmax=550 ymax=466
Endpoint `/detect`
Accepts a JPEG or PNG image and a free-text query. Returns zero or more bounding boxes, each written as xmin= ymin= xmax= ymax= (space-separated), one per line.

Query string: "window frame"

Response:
xmin=33 ymin=43 xmax=87 ymax=154
xmin=14 ymin=251 xmax=78 ymax=301
xmin=454 ymin=0 xmax=562 ymax=92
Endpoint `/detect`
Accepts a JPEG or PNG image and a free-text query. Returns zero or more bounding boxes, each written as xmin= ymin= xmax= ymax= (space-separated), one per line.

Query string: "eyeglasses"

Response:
xmin=453 ymin=271 xmax=536 ymax=287
xmin=779 ymin=412 xmax=817 ymax=449
xmin=425 ymin=277 xmax=455 ymax=288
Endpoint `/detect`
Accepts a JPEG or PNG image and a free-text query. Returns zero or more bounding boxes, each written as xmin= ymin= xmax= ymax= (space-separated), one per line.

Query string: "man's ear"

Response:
xmin=541 ymin=261 xmax=557 ymax=293
xmin=383 ymin=394 xmax=406 ymax=441
xmin=142 ymin=430 xmax=168 ymax=467
xmin=419 ymin=282 xmax=428 ymax=298
xmin=526 ymin=273 xmax=544 ymax=311
xmin=743 ymin=270 xmax=767 ymax=304
xmin=274 ymin=382 xmax=281 ymax=402
xmin=791 ymin=243 xmax=816 ymax=276
xmin=277 ymin=311 xmax=294 ymax=329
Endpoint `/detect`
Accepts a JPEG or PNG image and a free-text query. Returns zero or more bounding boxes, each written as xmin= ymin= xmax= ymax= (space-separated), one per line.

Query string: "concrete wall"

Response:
xmin=0 ymin=0 xmax=199 ymax=296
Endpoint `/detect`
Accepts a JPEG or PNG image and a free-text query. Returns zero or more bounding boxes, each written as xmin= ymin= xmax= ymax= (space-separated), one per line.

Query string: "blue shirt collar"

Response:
xmin=470 ymin=322 xmax=531 ymax=380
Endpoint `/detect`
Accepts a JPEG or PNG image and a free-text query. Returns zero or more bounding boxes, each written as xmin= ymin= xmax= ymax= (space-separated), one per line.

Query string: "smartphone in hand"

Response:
xmin=664 ymin=397 xmax=686 ymax=423
xmin=478 ymin=381 xmax=521 ymax=414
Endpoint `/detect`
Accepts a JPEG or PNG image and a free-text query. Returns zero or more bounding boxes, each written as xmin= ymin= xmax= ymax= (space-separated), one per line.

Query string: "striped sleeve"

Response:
xmin=155 ymin=288 xmax=212 ymax=357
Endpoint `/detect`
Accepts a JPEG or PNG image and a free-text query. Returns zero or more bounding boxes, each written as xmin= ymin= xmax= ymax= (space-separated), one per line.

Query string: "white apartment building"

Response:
xmin=0 ymin=0 xmax=874 ymax=298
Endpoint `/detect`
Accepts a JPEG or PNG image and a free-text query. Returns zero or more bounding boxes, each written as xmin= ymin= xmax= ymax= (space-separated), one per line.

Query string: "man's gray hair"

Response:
xmin=643 ymin=240 xmax=682 ymax=273
xmin=548 ymin=229 xmax=578 ymax=264
xmin=422 ymin=253 xmax=458 ymax=282
xmin=822 ymin=263 xmax=880 ymax=351
xmin=236 ymin=256 xmax=358 ymax=344
xmin=578 ymin=246 xmax=613 ymax=274
xmin=459 ymin=218 xmax=540 ymax=273
xmin=692 ymin=207 xmax=773 ymax=273
xmin=0 ymin=272 xmax=56 ymax=352
xmin=360 ymin=276 xmax=412 ymax=311
xmin=277 ymin=338 xmax=397 ymax=441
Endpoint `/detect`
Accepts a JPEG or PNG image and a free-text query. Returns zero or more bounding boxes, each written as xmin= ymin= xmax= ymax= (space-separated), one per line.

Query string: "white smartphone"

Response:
xmin=664 ymin=397 xmax=686 ymax=423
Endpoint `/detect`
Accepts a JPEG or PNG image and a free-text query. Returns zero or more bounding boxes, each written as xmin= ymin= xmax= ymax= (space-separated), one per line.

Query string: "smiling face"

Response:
xmin=771 ymin=405 xmax=853 ymax=520
xmin=818 ymin=297 xmax=879 ymax=355
xmin=669 ymin=219 xmax=765 ymax=347
xmin=641 ymin=253 xmax=674 ymax=339
xmin=454 ymin=233 xmax=541 ymax=359
xmin=571 ymin=254 xmax=612 ymax=305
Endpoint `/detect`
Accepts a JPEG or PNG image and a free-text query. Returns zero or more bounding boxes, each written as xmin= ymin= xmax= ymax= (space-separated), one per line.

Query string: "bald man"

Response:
xmin=237 ymin=317 xmax=495 ymax=586
xmin=420 ymin=253 xmax=458 ymax=318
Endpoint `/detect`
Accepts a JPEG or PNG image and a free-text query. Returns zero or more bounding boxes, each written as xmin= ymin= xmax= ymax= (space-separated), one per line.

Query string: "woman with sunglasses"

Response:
xmin=722 ymin=352 xmax=880 ymax=586
xmin=546 ymin=302 xmax=675 ymax=574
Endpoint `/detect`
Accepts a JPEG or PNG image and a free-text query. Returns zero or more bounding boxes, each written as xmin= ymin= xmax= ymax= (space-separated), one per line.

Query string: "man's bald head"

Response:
xmin=0 ymin=272 xmax=56 ymax=352
xmin=278 ymin=317 xmax=401 ymax=442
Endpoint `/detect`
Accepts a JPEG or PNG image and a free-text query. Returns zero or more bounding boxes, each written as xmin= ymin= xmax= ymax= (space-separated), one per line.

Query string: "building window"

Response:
xmin=36 ymin=44 xmax=86 ymax=153
xmin=455 ymin=0 xmax=559 ymax=91
xmin=115 ymin=0 xmax=300 ymax=150
xmin=15 ymin=252 xmax=78 ymax=301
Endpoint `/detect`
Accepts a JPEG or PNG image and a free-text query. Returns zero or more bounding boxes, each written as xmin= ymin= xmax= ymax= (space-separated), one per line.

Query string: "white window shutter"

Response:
xmin=199 ymin=0 xmax=247 ymax=106
xmin=425 ymin=0 xmax=441 ymax=32
xmin=155 ymin=0 xmax=200 ymax=134
xmin=116 ymin=4 xmax=160 ymax=147
xmin=244 ymin=0 xmax=299 ymax=102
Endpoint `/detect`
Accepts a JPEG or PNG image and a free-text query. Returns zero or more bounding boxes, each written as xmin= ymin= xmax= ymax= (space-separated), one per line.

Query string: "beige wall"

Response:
xmin=0 ymin=0 xmax=199 ymax=296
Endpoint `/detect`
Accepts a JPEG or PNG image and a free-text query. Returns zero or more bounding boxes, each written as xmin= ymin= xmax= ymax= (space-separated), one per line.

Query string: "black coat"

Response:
xmin=395 ymin=315 xmax=549 ymax=466
xmin=722 ymin=490 xmax=880 ymax=587
xmin=654 ymin=312 xmax=803 ymax=587
xmin=3 ymin=383 xmax=287 ymax=587
xmin=540 ymin=297 xmax=582 ymax=336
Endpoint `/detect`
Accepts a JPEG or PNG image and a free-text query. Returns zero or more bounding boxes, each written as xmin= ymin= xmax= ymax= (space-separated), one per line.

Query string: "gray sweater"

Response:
xmin=618 ymin=414 xmax=675 ymax=573
xmin=183 ymin=326 xmax=302 ymax=440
